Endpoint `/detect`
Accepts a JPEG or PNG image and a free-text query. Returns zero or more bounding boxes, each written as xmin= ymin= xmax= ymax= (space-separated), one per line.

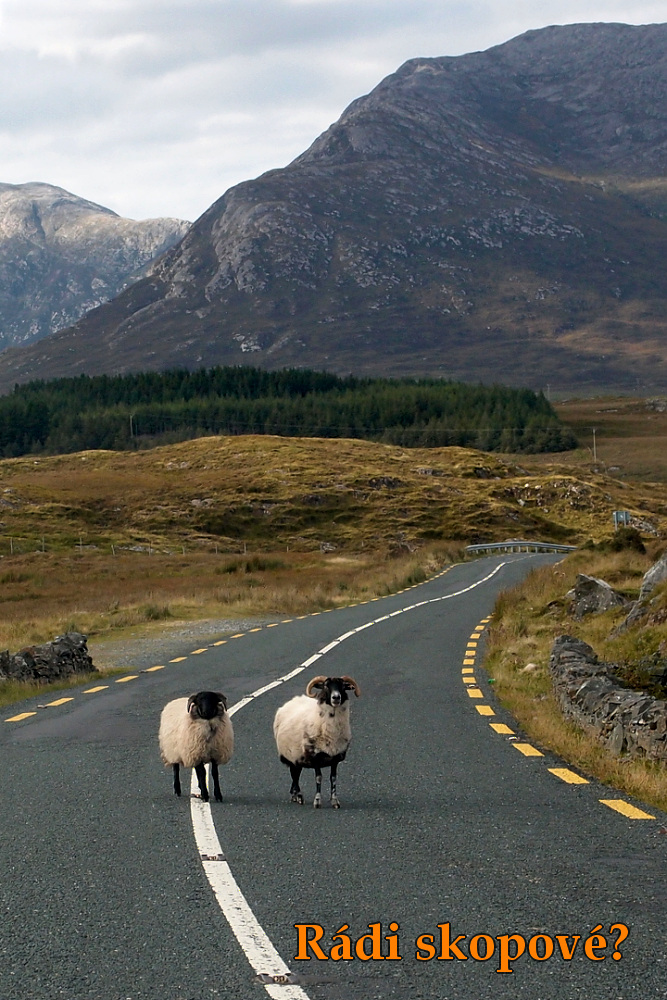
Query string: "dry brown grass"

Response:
xmin=0 ymin=543 xmax=459 ymax=653
xmin=527 ymin=396 xmax=667 ymax=482
xmin=484 ymin=549 xmax=667 ymax=812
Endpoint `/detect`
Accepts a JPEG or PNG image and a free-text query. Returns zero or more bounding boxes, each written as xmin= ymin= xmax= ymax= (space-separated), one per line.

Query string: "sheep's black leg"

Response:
xmin=289 ymin=763 xmax=304 ymax=804
xmin=194 ymin=762 xmax=209 ymax=802
xmin=172 ymin=763 xmax=181 ymax=797
xmin=211 ymin=761 xmax=223 ymax=802
xmin=313 ymin=767 xmax=323 ymax=809
xmin=330 ymin=760 xmax=340 ymax=808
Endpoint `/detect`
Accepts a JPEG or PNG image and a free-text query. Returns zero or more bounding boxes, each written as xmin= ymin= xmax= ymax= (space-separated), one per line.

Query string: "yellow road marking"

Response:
xmin=5 ymin=712 xmax=37 ymax=722
xmin=84 ymin=685 xmax=109 ymax=693
xmin=45 ymin=697 xmax=74 ymax=707
xmin=266 ymin=623 xmax=279 ymax=628
xmin=144 ymin=666 xmax=164 ymax=673
xmin=463 ymin=676 xmax=477 ymax=684
xmin=470 ymin=632 xmax=482 ymax=639
xmin=490 ymin=723 xmax=514 ymax=734
xmin=463 ymin=658 xmax=476 ymax=665
xmin=467 ymin=688 xmax=484 ymax=698
xmin=467 ymin=641 xmax=478 ymax=648
xmin=475 ymin=705 xmax=495 ymax=716
xmin=281 ymin=619 xmax=293 ymax=622
xmin=513 ymin=743 xmax=544 ymax=757
xmin=116 ymin=675 xmax=139 ymax=683
xmin=191 ymin=648 xmax=208 ymax=654
xmin=250 ymin=627 xmax=263 ymax=632
xmin=170 ymin=656 xmax=187 ymax=662
xmin=600 ymin=799 xmax=655 ymax=819
xmin=462 ymin=667 xmax=474 ymax=674
xmin=213 ymin=640 xmax=227 ymax=646
xmin=231 ymin=633 xmax=245 ymax=638
xmin=549 ymin=768 xmax=589 ymax=784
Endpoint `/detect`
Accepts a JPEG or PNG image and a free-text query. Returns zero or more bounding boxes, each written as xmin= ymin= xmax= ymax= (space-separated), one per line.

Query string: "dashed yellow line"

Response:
xmin=549 ymin=767 xmax=588 ymax=785
xmin=84 ymin=685 xmax=109 ymax=693
xmin=144 ymin=666 xmax=164 ymax=673
xmin=44 ymin=697 xmax=74 ymax=707
xmin=170 ymin=656 xmax=187 ymax=663
xmin=115 ymin=675 xmax=139 ymax=683
xmin=5 ymin=711 xmax=36 ymax=722
xmin=191 ymin=648 xmax=208 ymax=654
xmin=463 ymin=657 xmax=476 ymax=665
xmin=513 ymin=743 xmax=544 ymax=757
xmin=476 ymin=705 xmax=495 ymax=716
xmin=466 ymin=688 xmax=484 ymax=698
xmin=600 ymin=799 xmax=655 ymax=820
xmin=490 ymin=722 xmax=514 ymax=734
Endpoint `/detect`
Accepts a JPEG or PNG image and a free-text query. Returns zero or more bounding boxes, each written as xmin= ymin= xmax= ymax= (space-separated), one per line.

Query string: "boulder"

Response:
xmin=567 ymin=574 xmax=628 ymax=619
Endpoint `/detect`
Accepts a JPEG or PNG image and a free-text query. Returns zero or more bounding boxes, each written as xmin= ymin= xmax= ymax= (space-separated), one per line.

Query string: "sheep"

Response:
xmin=273 ymin=675 xmax=360 ymax=808
xmin=158 ymin=690 xmax=234 ymax=802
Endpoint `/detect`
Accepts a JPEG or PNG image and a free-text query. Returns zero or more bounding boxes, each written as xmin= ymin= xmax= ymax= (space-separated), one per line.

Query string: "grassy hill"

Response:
xmin=0 ymin=431 xmax=666 ymax=653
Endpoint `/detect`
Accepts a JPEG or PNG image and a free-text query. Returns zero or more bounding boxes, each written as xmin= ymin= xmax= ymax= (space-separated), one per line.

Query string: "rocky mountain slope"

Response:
xmin=0 ymin=23 xmax=665 ymax=394
xmin=0 ymin=183 xmax=189 ymax=352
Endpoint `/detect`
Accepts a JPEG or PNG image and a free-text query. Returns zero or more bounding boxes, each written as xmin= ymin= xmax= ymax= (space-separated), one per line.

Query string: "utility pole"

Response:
xmin=592 ymin=427 xmax=597 ymax=462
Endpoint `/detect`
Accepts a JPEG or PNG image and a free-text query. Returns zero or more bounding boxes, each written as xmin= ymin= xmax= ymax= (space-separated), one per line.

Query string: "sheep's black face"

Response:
xmin=320 ymin=678 xmax=348 ymax=707
xmin=188 ymin=690 xmax=227 ymax=720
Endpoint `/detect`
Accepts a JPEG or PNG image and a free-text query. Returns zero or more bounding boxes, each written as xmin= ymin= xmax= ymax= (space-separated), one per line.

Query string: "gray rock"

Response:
xmin=550 ymin=635 xmax=667 ymax=762
xmin=567 ymin=574 xmax=628 ymax=619
xmin=0 ymin=632 xmax=95 ymax=684
xmin=616 ymin=549 xmax=667 ymax=630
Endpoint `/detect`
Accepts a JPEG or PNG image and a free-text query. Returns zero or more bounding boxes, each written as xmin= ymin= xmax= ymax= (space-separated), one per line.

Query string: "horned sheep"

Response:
xmin=273 ymin=675 xmax=360 ymax=808
xmin=159 ymin=690 xmax=234 ymax=802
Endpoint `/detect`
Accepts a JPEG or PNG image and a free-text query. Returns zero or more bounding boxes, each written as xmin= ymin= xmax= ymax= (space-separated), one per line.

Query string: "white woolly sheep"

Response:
xmin=273 ymin=675 xmax=360 ymax=808
xmin=159 ymin=690 xmax=234 ymax=802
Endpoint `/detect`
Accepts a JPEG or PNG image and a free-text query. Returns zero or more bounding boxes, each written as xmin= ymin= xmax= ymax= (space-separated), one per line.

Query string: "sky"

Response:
xmin=2 ymin=0 xmax=665 ymax=223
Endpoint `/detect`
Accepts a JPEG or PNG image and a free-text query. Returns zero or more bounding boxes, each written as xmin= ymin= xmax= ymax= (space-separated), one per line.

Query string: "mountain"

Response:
xmin=0 ymin=183 xmax=189 ymax=352
xmin=0 ymin=23 xmax=665 ymax=395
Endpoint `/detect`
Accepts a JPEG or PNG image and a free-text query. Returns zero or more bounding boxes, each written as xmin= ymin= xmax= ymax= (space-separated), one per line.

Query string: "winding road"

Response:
xmin=1 ymin=554 xmax=665 ymax=1000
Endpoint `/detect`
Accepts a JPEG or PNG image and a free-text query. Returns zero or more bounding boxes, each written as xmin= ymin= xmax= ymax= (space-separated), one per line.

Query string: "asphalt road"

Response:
xmin=1 ymin=554 xmax=665 ymax=1000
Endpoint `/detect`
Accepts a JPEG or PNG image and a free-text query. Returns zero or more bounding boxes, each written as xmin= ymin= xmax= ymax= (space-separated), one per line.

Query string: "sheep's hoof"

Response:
xmin=331 ymin=796 xmax=340 ymax=809
xmin=214 ymin=793 xmax=223 ymax=803
xmin=313 ymin=795 xmax=322 ymax=809
xmin=290 ymin=793 xmax=304 ymax=804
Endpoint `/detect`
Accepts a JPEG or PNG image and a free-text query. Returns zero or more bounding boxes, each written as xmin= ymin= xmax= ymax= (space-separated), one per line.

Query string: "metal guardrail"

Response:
xmin=466 ymin=540 xmax=577 ymax=555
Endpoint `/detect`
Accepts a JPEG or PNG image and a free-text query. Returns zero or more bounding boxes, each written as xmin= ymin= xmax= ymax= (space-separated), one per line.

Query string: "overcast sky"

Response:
xmin=2 ymin=0 xmax=664 ymax=223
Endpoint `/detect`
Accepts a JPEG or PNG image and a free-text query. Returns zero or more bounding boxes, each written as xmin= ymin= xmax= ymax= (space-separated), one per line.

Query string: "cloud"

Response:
xmin=1 ymin=0 xmax=664 ymax=220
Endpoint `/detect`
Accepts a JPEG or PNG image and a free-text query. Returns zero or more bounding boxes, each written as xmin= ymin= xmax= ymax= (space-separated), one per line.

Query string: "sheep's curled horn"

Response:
xmin=306 ymin=675 xmax=361 ymax=697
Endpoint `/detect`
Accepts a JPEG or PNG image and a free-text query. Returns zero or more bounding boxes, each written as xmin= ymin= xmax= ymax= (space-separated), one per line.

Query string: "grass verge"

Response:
xmin=483 ymin=545 xmax=667 ymax=812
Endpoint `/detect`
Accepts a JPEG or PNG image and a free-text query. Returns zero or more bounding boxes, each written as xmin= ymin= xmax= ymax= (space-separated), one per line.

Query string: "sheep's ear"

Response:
xmin=306 ymin=676 xmax=327 ymax=697
xmin=187 ymin=696 xmax=199 ymax=717
xmin=218 ymin=693 xmax=228 ymax=710
xmin=341 ymin=676 xmax=361 ymax=697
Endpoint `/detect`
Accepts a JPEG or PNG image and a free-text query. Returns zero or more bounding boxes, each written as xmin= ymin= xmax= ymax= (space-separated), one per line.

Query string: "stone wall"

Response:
xmin=549 ymin=635 xmax=667 ymax=762
xmin=0 ymin=632 xmax=95 ymax=684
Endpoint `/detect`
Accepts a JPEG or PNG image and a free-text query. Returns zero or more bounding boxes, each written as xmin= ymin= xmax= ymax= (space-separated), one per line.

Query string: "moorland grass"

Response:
xmin=483 ymin=545 xmax=667 ymax=812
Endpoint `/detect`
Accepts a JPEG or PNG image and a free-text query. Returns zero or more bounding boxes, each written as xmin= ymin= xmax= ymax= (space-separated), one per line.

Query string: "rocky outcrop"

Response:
xmin=0 ymin=632 xmax=96 ymax=684
xmin=567 ymin=574 xmax=628 ymax=619
xmin=0 ymin=183 xmax=189 ymax=352
xmin=549 ymin=636 xmax=667 ymax=762
xmin=616 ymin=549 xmax=667 ymax=631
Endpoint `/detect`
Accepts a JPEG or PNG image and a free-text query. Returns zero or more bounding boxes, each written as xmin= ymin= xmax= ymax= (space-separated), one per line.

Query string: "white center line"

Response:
xmin=190 ymin=561 xmax=507 ymax=996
